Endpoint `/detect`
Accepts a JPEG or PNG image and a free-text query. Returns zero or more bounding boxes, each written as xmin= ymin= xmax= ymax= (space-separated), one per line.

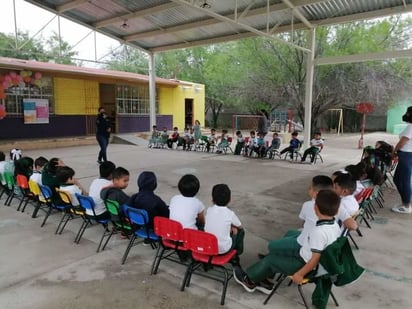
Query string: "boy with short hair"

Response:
xmin=160 ymin=127 xmax=169 ymax=147
xmin=244 ymin=131 xmax=257 ymax=157
xmin=149 ymin=125 xmax=161 ymax=148
xmin=57 ymin=166 xmax=88 ymax=206
xmin=280 ymin=131 xmax=300 ymax=159
xmin=255 ymin=132 xmax=266 ymax=158
xmin=167 ymin=127 xmax=180 ymax=149
xmin=100 ymin=166 xmax=130 ymax=206
xmin=266 ymin=132 xmax=281 ymax=159
xmin=88 ymin=161 xmax=116 ymax=220
xmin=206 ymin=128 xmax=217 ymax=152
xmin=333 ymin=173 xmax=359 ymax=216
xmin=301 ymin=132 xmax=324 ymax=164
xmin=169 ymin=174 xmax=205 ymax=229
xmin=205 ymin=184 xmax=244 ymax=265
xmin=234 ymin=190 xmax=341 ymax=295
xmin=234 ymin=131 xmax=245 ymax=155
xmin=29 ymin=156 xmax=48 ymax=185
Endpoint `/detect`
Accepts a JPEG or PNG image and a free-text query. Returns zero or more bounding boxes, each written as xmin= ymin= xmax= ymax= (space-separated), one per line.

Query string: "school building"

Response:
xmin=0 ymin=57 xmax=205 ymax=140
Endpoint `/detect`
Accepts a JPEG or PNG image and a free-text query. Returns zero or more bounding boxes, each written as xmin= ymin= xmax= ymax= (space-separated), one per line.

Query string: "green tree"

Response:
xmin=45 ymin=31 xmax=78 ymax=64
xmin=0 ymin=31 xmax=47 ymax=61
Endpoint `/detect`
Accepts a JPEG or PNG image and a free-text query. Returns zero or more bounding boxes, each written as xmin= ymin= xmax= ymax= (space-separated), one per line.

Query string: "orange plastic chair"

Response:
xmin=181 ymin=229 xmax=236 ymax=305
xmin=151 ymin=216 xmax=189 ymax=275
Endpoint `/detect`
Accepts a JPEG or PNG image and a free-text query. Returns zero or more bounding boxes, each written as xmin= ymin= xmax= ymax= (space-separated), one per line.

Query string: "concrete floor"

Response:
xmin=0 ymin=132 xmax=411 ymax=309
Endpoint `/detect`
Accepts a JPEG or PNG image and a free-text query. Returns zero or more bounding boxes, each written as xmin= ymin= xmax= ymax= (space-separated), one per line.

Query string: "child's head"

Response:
xmin=236 ymin=130 xmax=242 ymax=137
xmin=331 ymin=170 xmax=347 ymax=182
xmin=250 ymin=130 xmax=255 ymax=137
xmin=163 ymin=127 xmax=167 ymax=132
xmin=184 ymin=127 xmax=189 ymax=132
xmin=173 ymin=127 xmax=178 ymax=131
xmin=314 ymin=132 xmax=321 ymax=139
xmin=34 ymin=156 xmax=48 ymax=171
xmin=222 ymin=129 xmax=228 ymax=134
xmin=137 ymin=171 xmax=157 ymax=191
xmin=345 ymin=162 xmax=366 ymax=181
xmin=309 ymin=175 xmax=333 ymax=199
xmin=212 ymin=184 xmax=231 ymax=206
xmin=258 ymin=132 xmax=264 ymax=138
xmin=211 ymin=128 xmax=216 ymax=134
xmin=112 ymin=167 xmax=130 ymax=189
xmin=14 ymin=157 xmax=34 ymax=175
xmin=56 ymin=166 xmax=75 ymax=184
xmin=333 ymin=173 xmax=356 ymax=196
xmin=152 ymin=125 xmax=157 ymax=131
xmin=291 ymin=131 xmax=298 ymax=138
xmin=315 ymin=190 xmax=340 ymax=218
xmin=0 ymin=151 xmax=5 ymax=162
xmin=46 ymin=157 xmax=65 ymax=174
xmin=99 ymin=161 xmax=116 ymax=180
xmin=273 ymin=132 xmax=278 ymax=138
xmin=178 ymin=174 xmax=200 ymax=197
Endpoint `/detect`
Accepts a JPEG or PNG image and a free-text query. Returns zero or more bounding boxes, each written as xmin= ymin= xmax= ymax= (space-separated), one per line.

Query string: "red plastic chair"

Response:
xmin=180 ymin=228 xmax=236 ymax=305
xmin=151 ymin=217 xmax=189 ymax=275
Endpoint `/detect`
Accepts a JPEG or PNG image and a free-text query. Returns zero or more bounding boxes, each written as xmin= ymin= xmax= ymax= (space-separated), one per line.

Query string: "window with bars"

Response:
xmin=115 ymin=84 xmax=158 ymax=114
xmin=4 ymin=77 xmax=54 ymax=115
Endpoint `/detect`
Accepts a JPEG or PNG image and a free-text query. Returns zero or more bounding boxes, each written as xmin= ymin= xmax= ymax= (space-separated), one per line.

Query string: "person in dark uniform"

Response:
xmin=96 ymin=107 xmax=111 ymax=164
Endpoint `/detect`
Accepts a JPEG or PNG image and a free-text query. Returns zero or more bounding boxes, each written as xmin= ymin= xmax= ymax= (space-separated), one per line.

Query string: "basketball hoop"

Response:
xmin=356 ymin=102 xmax=374 ymax=149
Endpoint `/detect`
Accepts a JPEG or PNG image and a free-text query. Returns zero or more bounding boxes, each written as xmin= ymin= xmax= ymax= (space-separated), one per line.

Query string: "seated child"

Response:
xmin=169 ymin=174 xmax=205 ymax=229
xmin=127 ymin=171 xmax=169 ymax=228
xmin=29 ymin=156 xmax=48 ymax=185
xmin=14 ymin=157 xmax=34 ymax=179
xmin=333 ymin=173 xmax=359 ymax=216
xmin=206 ymin=128 xmax=217 ymax=152
xmin=345 ymin=162 xmax=367 ymax=196
xmin=160 ymin=127 xmax=169 ymax=147
xmin=205 ymin=184 xmax=244 ymax=266
xmin=234 ymin=190 xmax=342 ymax=300
xmin=266 ymin=132 xmax=281 ymax=159
xmin=181 ymin=127 xmax=190 ymax=150
xmin=255 ymin=132 xmax=266 ymax=158
xmin=244 ymin=131 xmax=257 ymax=157
xmin=301 ymin=132 xmax=324 ymax=163
xmin=100 ymin=166 xmax=130 ymax=206
xmin=234 ymin=131 xmax=245 ymax=155
xmin=148 ymin=125 xmax=161 ymax=148
xmin=183 ymin=128 xmax=195 ymax=150
xmin=280 ymin=131 xmax=300 ymax=159
xmin=57 ymin=166 xmax=88 ymax=206
xmin=216 ymin=129 xmax=229 ymax=154
xmin=167 ymin=127 xmax=180 ymax=149
xmin=88 ymin=161 xmax=116 ymax=220
xmin=0 ymin=151 xmax=7 ymax=185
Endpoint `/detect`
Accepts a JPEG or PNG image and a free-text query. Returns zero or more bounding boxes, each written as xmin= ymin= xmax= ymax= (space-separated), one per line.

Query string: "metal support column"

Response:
xmin=148 ymin=52 xmax=156 ymax=129
xmin=303 ymin=28 xmax=316 ymax=149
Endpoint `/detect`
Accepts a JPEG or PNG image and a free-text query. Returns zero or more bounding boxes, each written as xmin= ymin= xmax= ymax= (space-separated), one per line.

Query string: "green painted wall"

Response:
xmin=387 ymin=101 xmax=412 ymax=134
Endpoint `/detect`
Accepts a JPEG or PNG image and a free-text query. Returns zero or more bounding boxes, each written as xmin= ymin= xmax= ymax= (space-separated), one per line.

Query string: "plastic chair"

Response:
xmin=281 ymin=140 xmax=303 ymax=161
xmin=121 ymin=206 xmax=159 ymax=264
xmin=15 ymin=174 xmax=34 ymax=211
xmin=74 ymin=193 xmax=111 ymax=252
xmin=38 ymin=184 xmax=71 ymax=228
xmin=221 ymin=136 xmax=234 ymax=154
xmin=263 ymin=237 xmax=364 ymax=308
xmin=181 ymin=228 xmax=236 ymax=306
xmin=3 ymin=172 xmax=17 ymax=206
xmin=100 ymin=199 xmax=132 ymax=251
xmin=28 ymin=180 xmax=48 ymax=218
xmin=151 ymin=216 xmax=189 ymax=275
xmin=0 ymin=173 xmax=7 ymax=200
xmin=55 ymin=190 xmax=86 ymax=235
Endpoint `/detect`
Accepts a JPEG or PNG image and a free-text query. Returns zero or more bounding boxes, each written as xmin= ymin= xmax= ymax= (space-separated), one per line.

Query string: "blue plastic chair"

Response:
xmin=75 ymin=193 xmax=111 ymax=252
xmin=121 ymin=205 xmax=159 ymax=264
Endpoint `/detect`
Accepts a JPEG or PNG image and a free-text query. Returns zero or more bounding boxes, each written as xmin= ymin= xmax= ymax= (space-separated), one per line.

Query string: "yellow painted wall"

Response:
xmin=158 ymin=82 xmax=205 ymax=129
xmin=54 ymin=77 xmax=99 ymax=115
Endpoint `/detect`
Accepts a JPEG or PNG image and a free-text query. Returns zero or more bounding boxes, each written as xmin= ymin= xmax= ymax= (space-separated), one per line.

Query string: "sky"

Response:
xmin=0 ymin=0 xmax=121 ymax=67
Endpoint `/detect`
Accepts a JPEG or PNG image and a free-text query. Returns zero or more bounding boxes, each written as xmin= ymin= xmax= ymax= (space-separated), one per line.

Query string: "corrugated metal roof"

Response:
xmin=0 ymin=57 xmax=179 ymax=86
xmin=24 ymin=0 xmax=412 ymax=52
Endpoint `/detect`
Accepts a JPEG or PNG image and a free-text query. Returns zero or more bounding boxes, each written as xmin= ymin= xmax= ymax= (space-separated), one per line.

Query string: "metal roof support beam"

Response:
xmin=303 ymin=28 xmax=316 ymax=149
xmin=18 ymin=15 xmax=57 ymax=50
xmin=281 ymin=0 xmax=313 ymax=29
xmin=170 ymin=0 xmax=311 ymax=53
xmin=314 ymin=49 xmax=412 ymax=66
xmin=148 ymin=52 xmax=156 ymax=130
xmin=57 ymin=0 xmax=88 ymax=13
xmin=94 ymin=3 xmax=178 ymax=29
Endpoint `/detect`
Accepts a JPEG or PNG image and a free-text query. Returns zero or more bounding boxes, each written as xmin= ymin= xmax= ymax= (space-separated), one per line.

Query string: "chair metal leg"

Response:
xmin=330 ymin=290 xmax=339 ymax=306
xmin=151 ymin=245 xmax=166 ymax=275
xmin=96 ymin=224 xmax=110 ymax=253
xmin=181 ymin=261 xmax=194 ymax=291
xmin=220 ymin=267 xmax=229 ymax=305
xmin=263 ymin=274 xmax=287 ymax=305
xmin=121 ymin=234 xmax=136 ymax=264
xmin=348 ymin=232 xmax=359 ymax=250
xmin=55 ymin=212 xmax=70 ymax=234
xmin=41 ymin=205 xmax=53 ymax=227
xmin=297 ymin=285 xmax=310 ymax=309
xmin=75 ymin=219 xmax=89 ymax=244
xmin=101 ymin=228 xmax=116 ymax=251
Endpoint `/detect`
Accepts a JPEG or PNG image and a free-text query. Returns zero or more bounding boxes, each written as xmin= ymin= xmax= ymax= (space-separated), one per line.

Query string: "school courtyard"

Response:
xmin=0 ymin=132 xmax=411 ymax=309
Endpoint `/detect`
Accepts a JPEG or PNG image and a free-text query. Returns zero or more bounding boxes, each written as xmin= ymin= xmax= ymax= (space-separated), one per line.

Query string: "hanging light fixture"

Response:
xmin=120 ymin=19 xmax=129 ymax=29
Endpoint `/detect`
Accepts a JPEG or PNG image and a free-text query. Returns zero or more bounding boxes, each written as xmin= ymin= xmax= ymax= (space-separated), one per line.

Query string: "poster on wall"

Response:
xmin=23 ymin=98 xmax=49 ymax=124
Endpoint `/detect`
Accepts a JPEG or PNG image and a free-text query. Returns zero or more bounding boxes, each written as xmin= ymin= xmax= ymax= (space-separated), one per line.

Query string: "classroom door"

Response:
xmin=185 ymin=98 xmax=193 ymax=127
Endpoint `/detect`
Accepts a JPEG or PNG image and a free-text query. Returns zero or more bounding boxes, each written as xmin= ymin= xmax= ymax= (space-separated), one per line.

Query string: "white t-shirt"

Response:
xmin=340 ymin=195 xmax=359 ymax=216
xmin=310 ymin=138 xmax=324 ymax=148
xmin=59 ymin=184 xmax=82 ymax=206
xmin=169 ymin=195 xmax=205 ymax=229
xmin=299 ymin=219 xmax=340 ymax=262
xmin=204 ymin=205 xmax=242 ymax=254
xmin=297 ymin=199 xmax=351 ymax=246
xmin=0 ymin=161 xmax=7 ymax=185
xmin=88 ymin=178 xmax=112 ymax=215
xmin=400 ymin=124 xmax=412 ymax=152
xmin=29 ymin=171 xmax=42 ymax=185
xmin=354 ymin=181 xmax=364 ymax=197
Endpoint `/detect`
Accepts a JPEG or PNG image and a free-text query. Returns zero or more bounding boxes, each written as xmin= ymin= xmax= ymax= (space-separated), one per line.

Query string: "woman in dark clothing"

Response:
xmin=96 ymin=107 xmax=111 ymax=164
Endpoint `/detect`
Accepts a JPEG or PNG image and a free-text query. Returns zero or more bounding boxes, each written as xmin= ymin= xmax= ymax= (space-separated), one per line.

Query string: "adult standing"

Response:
xmin=96 ymin=107 xmax=111 ymax=164
xmin=257 ymin=109 xmax=269 ymax=137
xmin=392 ymin=106 xmax=412 ymax=214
